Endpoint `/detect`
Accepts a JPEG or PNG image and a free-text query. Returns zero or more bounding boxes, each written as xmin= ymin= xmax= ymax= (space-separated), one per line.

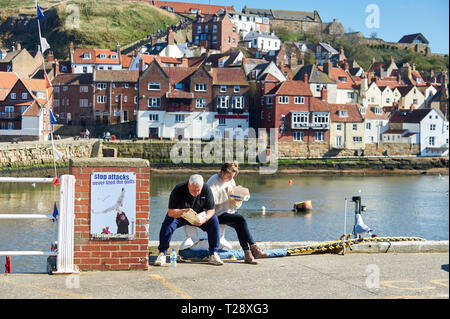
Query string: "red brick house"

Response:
xmin=192 ymin=11 xmax=240 ymax=53
xmin=259 ymin=79 xmax=330 ymax=142
xmin=92 ymin=70 xmax=139 ymax=125
xmin=52 ymin=73 xmax=93 ymax=125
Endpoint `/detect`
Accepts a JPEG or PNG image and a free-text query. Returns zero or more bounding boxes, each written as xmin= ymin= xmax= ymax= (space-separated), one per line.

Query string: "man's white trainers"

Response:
xmin=154 ymin=253 xmax=166 ymax=266
xmin=208 ymin=252 xmax=224 ymax=266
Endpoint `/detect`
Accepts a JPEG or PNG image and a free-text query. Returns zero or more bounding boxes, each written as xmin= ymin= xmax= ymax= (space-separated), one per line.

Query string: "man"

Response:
xmin=154 ymin=174 xmax=223 ymax=266
xmin=207 ymin=161 xmax=269 ymax=264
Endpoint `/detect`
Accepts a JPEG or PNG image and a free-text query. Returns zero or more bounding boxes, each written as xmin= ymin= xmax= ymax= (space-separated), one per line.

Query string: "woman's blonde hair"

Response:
xmin=220 ymin=161 xmax=239 ymax=174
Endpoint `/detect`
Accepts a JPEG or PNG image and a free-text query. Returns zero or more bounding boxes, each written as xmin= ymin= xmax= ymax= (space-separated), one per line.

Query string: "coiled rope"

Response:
xmin=286 ymin=236 xmax=426 ymax=255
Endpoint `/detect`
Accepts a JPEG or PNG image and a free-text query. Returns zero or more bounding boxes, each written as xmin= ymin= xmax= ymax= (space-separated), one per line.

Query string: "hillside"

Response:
xmin=0 ymin=0 xmax=180 ymax=59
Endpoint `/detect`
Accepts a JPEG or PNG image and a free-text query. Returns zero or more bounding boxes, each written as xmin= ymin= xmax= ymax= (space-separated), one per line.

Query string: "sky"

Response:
xmin=180 ymin=0 xmax=449 ymax=54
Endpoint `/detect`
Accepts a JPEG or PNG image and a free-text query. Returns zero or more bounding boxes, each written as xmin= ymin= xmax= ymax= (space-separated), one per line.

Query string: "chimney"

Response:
xmin=304 ymin=72 xmax=308 ymax=83
xmin=167 ymin=30 xmax=175 ymax=46
xmin=409 ymin=104 xmax=415 ymax=111
xmin=139 ymin=57 xmax=144 ymax=74
xmin=321 ymin=87 xmax=327 ymax=101
xmin=69 ymin=41 xmax=74 ymax=54
xmin=181 ymin=54 xmax=188 ymax=67
xmin=342 ymin=59 xmax=349 ymax=71
xmin=16 ymin=42 xmax=21 ymax=51
xmin=323 ymin=59 xmax=332 ymax=77
xmin=116 ymin=43 xmax=122 ymax=65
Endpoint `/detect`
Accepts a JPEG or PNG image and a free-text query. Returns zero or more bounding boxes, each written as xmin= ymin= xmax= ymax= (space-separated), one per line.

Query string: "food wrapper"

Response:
xmin=182 ymin=210 xmax=206 ymax=225
xmin=229 ymin=185 xmax=250 ymax=201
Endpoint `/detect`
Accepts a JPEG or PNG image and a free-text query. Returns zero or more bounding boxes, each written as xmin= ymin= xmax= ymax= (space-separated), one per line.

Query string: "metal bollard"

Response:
xmin=5 ymin=256 xmax=11 ymax=273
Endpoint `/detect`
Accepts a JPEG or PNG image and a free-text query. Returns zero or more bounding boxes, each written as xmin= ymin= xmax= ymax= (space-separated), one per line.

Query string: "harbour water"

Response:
xmin=0 ymin=173 xmax=448 ymax=273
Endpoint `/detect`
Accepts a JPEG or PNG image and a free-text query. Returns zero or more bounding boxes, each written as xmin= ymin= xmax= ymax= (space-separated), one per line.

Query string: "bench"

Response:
xmin=179 ymin=224 xmax=232 ymax=251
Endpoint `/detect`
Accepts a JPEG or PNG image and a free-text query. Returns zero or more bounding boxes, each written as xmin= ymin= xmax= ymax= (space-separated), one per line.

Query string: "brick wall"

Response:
xmin=69 ymin=158 xmax=150 ymax=271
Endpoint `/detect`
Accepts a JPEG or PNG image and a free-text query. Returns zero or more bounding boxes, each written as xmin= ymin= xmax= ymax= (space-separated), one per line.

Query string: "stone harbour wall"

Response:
xmin=0 ymin=140 xmax=97 ymax=167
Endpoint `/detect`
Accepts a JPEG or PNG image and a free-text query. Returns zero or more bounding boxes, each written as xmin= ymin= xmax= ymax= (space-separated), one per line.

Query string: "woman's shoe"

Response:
xmin=250 ymin=244 xmax=269 ymax=258
xmin=244 ymin=250 xmax=258 ymax=265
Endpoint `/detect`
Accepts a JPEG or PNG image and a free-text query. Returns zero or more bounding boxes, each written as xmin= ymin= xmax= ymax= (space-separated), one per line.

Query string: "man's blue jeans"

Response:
xmin=158 ymin=213 xmax=220 ymax=255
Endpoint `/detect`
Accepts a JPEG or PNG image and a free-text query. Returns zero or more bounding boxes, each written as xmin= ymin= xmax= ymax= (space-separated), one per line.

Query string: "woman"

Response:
xmin=206 ymin=161 xmax=269 ymax=265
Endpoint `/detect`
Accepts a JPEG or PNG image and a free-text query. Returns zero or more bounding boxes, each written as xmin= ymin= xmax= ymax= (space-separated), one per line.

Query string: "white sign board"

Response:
xmin=90 ymin=172 xmax=136 ymax=240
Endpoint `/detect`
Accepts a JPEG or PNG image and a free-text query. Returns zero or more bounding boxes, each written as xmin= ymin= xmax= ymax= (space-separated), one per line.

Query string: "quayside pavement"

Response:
xmin=0 ymin=245 xmax=448 ymax=300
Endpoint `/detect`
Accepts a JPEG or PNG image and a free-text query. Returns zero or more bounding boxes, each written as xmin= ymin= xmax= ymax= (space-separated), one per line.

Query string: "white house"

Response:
xmin=359 ymin=102 xmax=389 ymax=144
xmin=388 ymin=108 xmax=449 ymax=156
xmin=243 ymin=31 xmax=280 ymax=52
xmin=228 ymin=11 xmax=270 ymax=38
xmin=69 ymin=42 xmax=123 ymax=73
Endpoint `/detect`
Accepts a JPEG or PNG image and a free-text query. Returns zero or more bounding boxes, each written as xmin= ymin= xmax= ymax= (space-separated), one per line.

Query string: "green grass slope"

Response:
xmin=0 ymin=0 xmax=180 ymax=59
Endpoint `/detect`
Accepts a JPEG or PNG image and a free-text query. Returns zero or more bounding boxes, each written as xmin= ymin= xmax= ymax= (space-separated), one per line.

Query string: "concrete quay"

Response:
xmin=0 ymin=241 xmax=448 ymax=302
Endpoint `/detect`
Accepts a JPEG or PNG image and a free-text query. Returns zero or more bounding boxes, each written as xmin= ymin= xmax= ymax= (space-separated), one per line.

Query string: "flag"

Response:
xmin=40 ymin=36 xmax=50 ymax=54
xmin=36 ymin=3 xmax=45 ymax=20
xmin=49 ymin=109 xmax=57 ymax=125
xmin=52 ymin=202 xmax=59 ymax=222
xmin=53 ymin=146 xmax=64 ymax=161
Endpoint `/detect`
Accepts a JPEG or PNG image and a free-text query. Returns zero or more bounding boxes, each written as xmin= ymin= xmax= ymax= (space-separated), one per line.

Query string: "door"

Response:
xmin=149 ymin=127 xmax=159 ymax=139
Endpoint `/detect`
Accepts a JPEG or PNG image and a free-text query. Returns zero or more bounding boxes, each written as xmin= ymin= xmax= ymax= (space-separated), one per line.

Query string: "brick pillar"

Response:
xmin=69 ymin=158 xmax=150 ymax=271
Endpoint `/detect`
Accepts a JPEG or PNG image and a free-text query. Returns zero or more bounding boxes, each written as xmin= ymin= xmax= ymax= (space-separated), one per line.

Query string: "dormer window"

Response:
xmin=82 ymin=52 xmax=91 ymax=59
xmin=374 ymin=107 xmax=382 ymax=115
xmin=338 ymin=110 xmax=348 ymax=117
xmin=110 ymin=54 xmax=117 ymax=59
xmin=99 ymin=53 xmax=107 ymax=59
xmin=359 ymin=107 xmax=366 ymax=114
xmin=338 ymin=76 xmax=347 ymax=83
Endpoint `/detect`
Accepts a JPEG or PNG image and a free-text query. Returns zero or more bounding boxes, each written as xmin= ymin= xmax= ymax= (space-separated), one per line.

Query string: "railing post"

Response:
xmin=54 ymin=174 xmax=76 ymax=274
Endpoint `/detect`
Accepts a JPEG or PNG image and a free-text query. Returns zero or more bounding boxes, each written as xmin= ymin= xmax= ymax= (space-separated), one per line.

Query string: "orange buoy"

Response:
xmin=293 ymin=200 xmax=312 ymax=212
xmin=288 ymin=179 xmax=293 ymax=185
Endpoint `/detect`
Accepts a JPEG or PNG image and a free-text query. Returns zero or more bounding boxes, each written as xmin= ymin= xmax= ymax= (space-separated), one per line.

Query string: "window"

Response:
xmin=80 ymin=99 xmax=89 ymax=107
xmin=10 ymin=93 xmax=16 ymax=100
xmin=313 ymin=112 xmax=329 ymax=124
xmin=82 ymin=53 xmax=91 ymax=59
xmin=294 ymin=96 xmax=305 ymax=104
xmin=134 ymin=96 xmax=138 ymax=104
xmin=279 ymin=96 xmax=289 ymax=104
xmin=97 ymin=95 xmax=107 ymax=103
xmin=292 ymin=112 xmax=308 ymax=126
xmin=347 ymin=92 xmax=355 ymax=99
xmin=195 ymin=83 xmax=207 ymax=92
xmin=149 ymin=114 xmax=159 ymax=121
xmin=196 ymin=98 xmax=206 ymax=108
xmin=315 ymin=132 xmax=324 ymax=141
xmin=366 ymin=122 xmax=371 ymax=130
xmin=175 ymin=114 xmax=185 ymax=122
xmin=219 ymin=118 xmax=226 ymax=125
xmin=195 ymin=36 xmax=199 ymax=44
xmin=97 ymin=83 xmax=107 ymax=90
xmin=266 ymin=96 xmax=273 ymax=105
xmin=413 ymin=99 xmax=418 ymax=105
xmin=374 ymin=107 xmax=382 ymax=115
xmin=197 ymin=25 xmax=202 ymax=33
xmin=386 ymin=98 xmax=390 ymax=104
xmin=220 ymin=85 xmax=227 ymax=93
xmin=267 ymin=112 xmax=271 ymax=121
xmin=110 ymin=54 xmax=117 ymax=59
xmin=294 ymin=131 xmax=304 ymax=141
xmin=99 ymin=53 xmax=106 ymax=59
xmin=430 ymin=124 xmax=436 ymax=131
xmin=122 ymin=83 xmax=129 ymax=88
xmin=339 ymin=76 xmax=347 ymax=83
xmin=80 ymin=86 xmax=89 ymax=93
xmin=233 ymin=86 xmax=240 ymax=93
xmin=83 ymin=66 xmax=88 ymax=73
xmin=114 ymin=109 xmax=120 ymax=117
xmin=429 ymin=136 xmax=435 ymax=146
xmin=232 ymin=96 xmax=244 ymax=109
xmin=352 ymin=124 xmax=358 ymax=131
xmin=124 ymin=96 xmax=128 ymax=102
xmin=212 ymin=36 xmax=217 ymax=43
xmin=21 ymin=93 xmax=28 ymax=100
xmin=260 ymin=111 xmax=264 ymax=120
xmin=148 ymin=82 xmax=161 ymax=90
xmin=217 ymin=96 xmax=229 ymax=108
xmin=353 ymin=136 xmax=363 ymax=143
xmin=205 ymin=25 xmax=209 ymax=33
xmin=316 ymin=84 xmax=321 ymax=92
xmin=339 ymin=110 xmax=348 ymax=117
xmin=213 ymin=25 xmax=217 ymax=33
xmin=174 ymin=83 xmax=183 ymax=90
xmin=337 ymin=123 xmax=342 ymax=131
xmin=148 ymin=97 xmax=161 ymax=107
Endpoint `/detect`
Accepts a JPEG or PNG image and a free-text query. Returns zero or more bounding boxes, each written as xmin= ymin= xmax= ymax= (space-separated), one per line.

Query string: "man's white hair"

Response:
xmin=189 ymin=174 xmax=204 ymax=186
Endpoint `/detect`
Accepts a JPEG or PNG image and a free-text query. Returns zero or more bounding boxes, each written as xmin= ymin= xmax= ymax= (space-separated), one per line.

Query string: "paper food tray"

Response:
xmin=229 ymin=185 xmax=250 ymax=201
xmin=182 ymin=211 xmax=206 ymax=224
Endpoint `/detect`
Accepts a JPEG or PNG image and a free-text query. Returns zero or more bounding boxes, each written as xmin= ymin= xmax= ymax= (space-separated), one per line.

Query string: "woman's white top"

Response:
xmin=206 ymin=173 xmax=242 ymax=216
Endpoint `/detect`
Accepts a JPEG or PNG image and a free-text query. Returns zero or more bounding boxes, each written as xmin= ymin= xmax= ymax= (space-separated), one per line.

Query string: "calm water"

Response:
xmin=0 ymin=173 xmax=448 ymax=273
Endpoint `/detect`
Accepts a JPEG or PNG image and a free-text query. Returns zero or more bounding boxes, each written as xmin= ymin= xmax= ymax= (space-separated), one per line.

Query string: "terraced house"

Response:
xmin=136 ymin=60 xmax=249 ymax=139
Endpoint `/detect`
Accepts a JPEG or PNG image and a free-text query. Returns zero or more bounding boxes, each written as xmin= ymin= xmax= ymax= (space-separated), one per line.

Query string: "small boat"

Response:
xmin=293 ymin=200 xmax=313 ymax=212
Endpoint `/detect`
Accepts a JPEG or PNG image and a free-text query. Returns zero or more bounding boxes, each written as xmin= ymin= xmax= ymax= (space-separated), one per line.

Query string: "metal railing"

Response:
xmin=0 ymin=175 xmax=76 ymax=274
